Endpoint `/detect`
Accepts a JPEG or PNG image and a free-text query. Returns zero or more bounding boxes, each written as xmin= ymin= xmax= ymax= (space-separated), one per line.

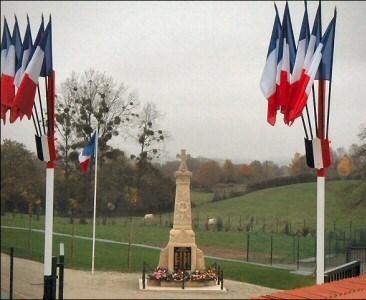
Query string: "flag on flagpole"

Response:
xmin=79 ymin=132 xmax=97 ymax=173
xmin=10 ymin=19 xmax=51 ymax=123
xmin=14 ymin=15 xmax=33 ymax=88
xmin=288 ymin=9 xmax=336 ymax=124
xmin=0 ymin=17 xmax=12 ymax=121
xmin=40 ymin=16 xmax=53 ymax=77
xmin=1 ymin=17 xmax=22 ymax=120
xmin=260 ymin=3 xmax=282 ymax=126
xmin=277 ymin=2 xmax=296 ymax=118
xmin=285 ymin=1 xmax=310 ymax=124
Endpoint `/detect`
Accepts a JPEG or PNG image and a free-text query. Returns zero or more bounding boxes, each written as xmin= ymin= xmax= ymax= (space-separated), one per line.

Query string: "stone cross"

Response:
xmin=177 ymin=149 xmax=190 ymax=172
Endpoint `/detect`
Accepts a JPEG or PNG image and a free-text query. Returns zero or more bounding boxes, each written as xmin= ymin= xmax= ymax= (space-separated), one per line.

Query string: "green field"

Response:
xmin=1 ymin=180 xmax=364 ymax=289
xmin=191 ymin=180 xmax=365 ymax=232
xmin=1 ymin=227 xmax=314 ymax=290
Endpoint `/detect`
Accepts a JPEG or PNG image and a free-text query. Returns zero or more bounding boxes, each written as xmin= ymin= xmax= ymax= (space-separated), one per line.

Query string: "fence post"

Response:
xmin=297 ymin=236 xmax=300 ymax=270
xmin=182 ymin=272 xmax=185 ymax=290
xmin=58 ymin=243 xmax=65 ymax=300
xmin=142 ymin=262 xmax=146 ymax=289
xmin=220 ymin=270 xmax=224 ymax=290
xmin=293 ymin=236 xmax=296 ymax=263
xmin=270 ymin=235 xmax=273 ymax=265
xmin=52 ymin=256 xmax=57 ymax=299
xmin=10 ymin=247 xmax=14 ymax=300
xmin=246 ymin=233 xmax=250 ymax=262
xmin=217 ymin=265 xmax=220 ymax=285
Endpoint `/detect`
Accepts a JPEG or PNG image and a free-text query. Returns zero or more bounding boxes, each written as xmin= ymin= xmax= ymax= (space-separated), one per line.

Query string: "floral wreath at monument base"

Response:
xmin=148 ymin=267 xmax=217 ymax=282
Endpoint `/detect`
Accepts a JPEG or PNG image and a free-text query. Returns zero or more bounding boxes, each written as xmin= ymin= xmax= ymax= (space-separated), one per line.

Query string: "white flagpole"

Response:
xmin=91 ymin=127 xmax=99 ymax=274
xmin=316 ymin=173 xmax=325 ymax=284
xmin=44 ymin=166 xmax=54 ymax=276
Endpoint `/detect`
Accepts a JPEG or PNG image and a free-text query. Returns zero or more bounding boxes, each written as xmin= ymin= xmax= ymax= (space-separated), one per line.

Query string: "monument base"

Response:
xmin=159 ymin=229 xmax=205 ymax=272
xmin=139 ymin=279 xmax=226 ymax=291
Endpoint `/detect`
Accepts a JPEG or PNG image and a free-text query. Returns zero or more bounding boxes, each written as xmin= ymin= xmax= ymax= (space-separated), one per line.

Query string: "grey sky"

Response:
xmin=1 ymin=1 xmax=366 ymax=164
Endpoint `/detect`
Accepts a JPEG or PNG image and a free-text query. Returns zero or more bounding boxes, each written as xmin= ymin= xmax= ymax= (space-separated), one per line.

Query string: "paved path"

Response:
xmin=1 ymin=253 xmax=279 ymax=299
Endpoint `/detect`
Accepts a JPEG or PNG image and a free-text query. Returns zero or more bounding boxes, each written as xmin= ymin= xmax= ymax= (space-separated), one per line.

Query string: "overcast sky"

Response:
xmin=1 ymin=1 xmax=366 ymax=165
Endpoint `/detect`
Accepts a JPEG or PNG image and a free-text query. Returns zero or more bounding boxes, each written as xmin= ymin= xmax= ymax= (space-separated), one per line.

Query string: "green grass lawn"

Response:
xmin=191 ymin=180 xmax=365 ymax=232
xmin=2 ymin=180 xmax=364 ymax=266
xmin=191 ymin=191 xmax=214 ymax=206
xmin=1 ymin=227 xmax=314 ymax=290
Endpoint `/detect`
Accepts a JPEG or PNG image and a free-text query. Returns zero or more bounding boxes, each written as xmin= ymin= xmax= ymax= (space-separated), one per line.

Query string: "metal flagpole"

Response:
xmin=91 ymin=126 xmax=99 ymax=274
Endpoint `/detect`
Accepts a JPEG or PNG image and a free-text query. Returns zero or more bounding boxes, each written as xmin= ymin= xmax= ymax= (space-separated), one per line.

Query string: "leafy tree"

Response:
xmin=130 ymin=103 xmax=166 ymax=205
xmin=196 ymin=160 xmax=221 ymax=189
xmin=56 ymin=69 xmax=140 ymax=218
xmin=1 ymin=139 xmax=44 ymax=215
xmin=221 ymin=159 xmax=236 ymax=183
xmin=288 ymin=153 xmax=312 ymax=176
xmin=57 ymin=69 xmax=139 ymax=159
xmin=337 ymin=155 xmax=353 ymax=177
xmin=238 ymin=163 xmax=254 ymax=182
xmin=250 ymin=160 xmax=264 ymax=180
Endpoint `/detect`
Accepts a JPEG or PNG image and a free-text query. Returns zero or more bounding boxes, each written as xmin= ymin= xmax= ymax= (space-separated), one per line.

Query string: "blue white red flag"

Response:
xmin=285 ymin=1 xmax=310 ymax=124
xmin=1 ymin=17 xmax=22 ymax=120
xmin=276 ymin=2 xmax=296 ymax=117
xmin=14 ymin=15 xmax=33 ymax=88
xmin=10 ymin=19 xmax=52 ymax=123
xmin=260 ymin=3 xmax=281 ymax=126
xmin=0 ymin=18 xmax=12 ymax=121
xmin=79 ymin=132 xmax=97 ymax=174
xmin=288 ymin=8 xmax=336 ymax=124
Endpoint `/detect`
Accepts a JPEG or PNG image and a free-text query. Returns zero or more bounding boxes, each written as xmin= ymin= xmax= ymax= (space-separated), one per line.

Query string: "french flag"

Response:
xmin=287 ymin=3 xmax=321 ymax=124
xmin=276 ymin=2 xmax=296 ymax=117
xmin=0 ymin=18 xmax=12 ymax=121
xmin=14 ymin=16 xmax=33 ymax=89
xmin=79 ymin=132 xmax=97 ymax=174
xmin=10 ymin=19 xmax=51 ymax=123
xmin=260 ymin=3 xmax=281 ymax=126
xmin=285 ymin=1 xmax=310 ymax=124
xmin=288 ymin=8 xmax=336 ymax=125
xmin=1 ymin=17 xmax=22 ymax=121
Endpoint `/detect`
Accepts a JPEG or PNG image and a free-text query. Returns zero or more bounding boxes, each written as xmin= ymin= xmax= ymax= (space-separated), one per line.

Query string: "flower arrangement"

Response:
xmin=190 ymin=269 xmax=217 ymax=281
xmin=149 ymin=267 xmax=168 ymax=281
xmin=148 ymin=267 xmax=217 ymax=282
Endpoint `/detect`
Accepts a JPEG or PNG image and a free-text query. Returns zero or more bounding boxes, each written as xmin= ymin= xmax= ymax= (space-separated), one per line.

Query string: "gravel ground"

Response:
xmin=1 ymin=253 xmax=279 ymax=299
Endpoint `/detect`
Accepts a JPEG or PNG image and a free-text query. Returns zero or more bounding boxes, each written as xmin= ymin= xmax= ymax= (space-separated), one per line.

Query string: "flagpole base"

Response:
xmin=43 ymin=275 xmax=56 ymax=300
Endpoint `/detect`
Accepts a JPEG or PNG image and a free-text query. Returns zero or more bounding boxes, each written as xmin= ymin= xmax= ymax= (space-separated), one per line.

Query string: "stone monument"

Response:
xmin=159 ymin=149 xmax=205 ymax=272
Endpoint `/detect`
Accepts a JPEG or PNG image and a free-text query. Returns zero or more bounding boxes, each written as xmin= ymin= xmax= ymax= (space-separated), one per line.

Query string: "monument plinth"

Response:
xmin=159 ymin=149 xmax=205 ymax=272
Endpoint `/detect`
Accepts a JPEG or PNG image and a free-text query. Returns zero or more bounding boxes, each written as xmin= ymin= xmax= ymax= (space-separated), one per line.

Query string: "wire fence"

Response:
xmin=1 ymin=213 xmax=365 ymax=272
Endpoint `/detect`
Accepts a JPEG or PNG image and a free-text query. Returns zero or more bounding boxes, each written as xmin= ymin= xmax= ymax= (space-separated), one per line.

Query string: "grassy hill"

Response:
xmin=191 ymin=180 xmax=365 ymax=232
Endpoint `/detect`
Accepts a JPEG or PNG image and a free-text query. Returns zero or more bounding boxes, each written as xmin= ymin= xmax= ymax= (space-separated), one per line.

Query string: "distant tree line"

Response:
xmin=157 ymin=125 xmax=366 ymax=202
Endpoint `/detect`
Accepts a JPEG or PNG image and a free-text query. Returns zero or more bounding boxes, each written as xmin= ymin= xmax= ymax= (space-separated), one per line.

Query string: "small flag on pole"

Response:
xmin=79 ymin=132 xmax=97 ymax=173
